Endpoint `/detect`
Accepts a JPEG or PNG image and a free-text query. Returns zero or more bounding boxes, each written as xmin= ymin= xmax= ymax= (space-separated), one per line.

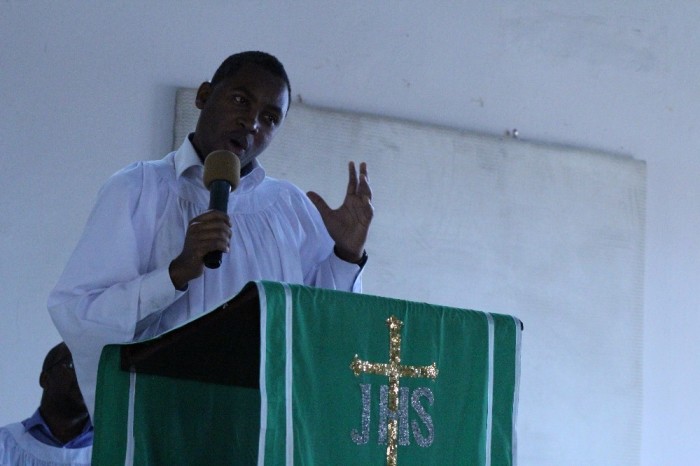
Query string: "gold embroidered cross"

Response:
xmin=350 ymin=315 xmax=439 ymax=466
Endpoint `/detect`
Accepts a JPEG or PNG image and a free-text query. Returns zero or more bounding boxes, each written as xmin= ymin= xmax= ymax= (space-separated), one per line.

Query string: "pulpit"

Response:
xmin=91 ymin=281 xmax=521 ymax=465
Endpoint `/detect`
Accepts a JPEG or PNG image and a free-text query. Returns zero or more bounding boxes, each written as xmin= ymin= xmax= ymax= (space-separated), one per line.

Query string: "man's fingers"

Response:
xmin=191 ymin=210 xmax=232 ymax=226
xmin=307 ymin=191 xmax=332 ymax=217
xmin=346 ymin=161 xmax=359 ymax=195
xmin=188 ymin=220 xmax=231 ymax=238
xmin=359 ymin=162 xmax=368 ymax=178
xmin=356 ymin=162 xmax=372 ymax=200
xmin=186 ymin=214 xmax=233 ymax=258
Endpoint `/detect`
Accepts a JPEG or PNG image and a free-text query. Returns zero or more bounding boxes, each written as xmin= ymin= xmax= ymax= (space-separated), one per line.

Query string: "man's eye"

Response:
xmin=264 ymin=114 xmax=279 ymax=125
xmin=233 ymin=95 xmax=247 ymax=104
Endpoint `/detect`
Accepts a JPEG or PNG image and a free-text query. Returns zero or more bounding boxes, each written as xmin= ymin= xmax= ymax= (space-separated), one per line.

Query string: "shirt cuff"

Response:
xmin=139 ymin=266 xmax=186 ymax=314
xmin=329 ymin=252 xmax=365 ymax=291
xmin=333 ymin=247 xmax=368 ymax=267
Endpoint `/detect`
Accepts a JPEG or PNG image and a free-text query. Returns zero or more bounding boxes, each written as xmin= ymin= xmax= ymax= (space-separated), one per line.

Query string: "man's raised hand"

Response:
xmin=306 ymin=161 xmax=373 ymax=263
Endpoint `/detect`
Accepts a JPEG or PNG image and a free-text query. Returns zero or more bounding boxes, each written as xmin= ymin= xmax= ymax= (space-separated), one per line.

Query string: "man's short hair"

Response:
xmin=42 ymin=342 xmax=69 ymax=372
xmin=211 ymin=51 xmax=291 ymax=108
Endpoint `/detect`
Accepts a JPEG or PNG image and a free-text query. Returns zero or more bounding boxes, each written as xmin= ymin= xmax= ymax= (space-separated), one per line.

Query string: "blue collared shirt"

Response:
xmin=21 ymin=409 xmax=93 ymax=448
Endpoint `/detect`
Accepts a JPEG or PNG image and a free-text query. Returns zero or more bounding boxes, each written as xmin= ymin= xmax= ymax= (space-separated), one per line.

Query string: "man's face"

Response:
xmin=41 ymin=345 xmax=87 ymax=417
xmin=191 ymin=63 xmax=290 ymax=172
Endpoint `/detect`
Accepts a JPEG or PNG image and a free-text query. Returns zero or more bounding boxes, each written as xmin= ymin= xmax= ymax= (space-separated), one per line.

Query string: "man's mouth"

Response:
xmin=229 ymin=134 xmax=250 ymax=155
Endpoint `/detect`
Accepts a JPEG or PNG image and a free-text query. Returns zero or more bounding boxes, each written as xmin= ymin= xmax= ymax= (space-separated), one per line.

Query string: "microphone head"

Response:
xmin=203 ymin=150 xmax=241 ymax=190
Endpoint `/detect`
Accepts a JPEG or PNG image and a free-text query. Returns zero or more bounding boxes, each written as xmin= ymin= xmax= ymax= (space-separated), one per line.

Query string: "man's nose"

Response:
xmin=238 ymin=112 xmax=259 ymax=134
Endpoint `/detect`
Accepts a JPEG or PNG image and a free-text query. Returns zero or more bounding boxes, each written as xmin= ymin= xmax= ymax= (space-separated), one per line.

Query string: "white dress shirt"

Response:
xmin=48 ymin=138 xmax=363 ymax=418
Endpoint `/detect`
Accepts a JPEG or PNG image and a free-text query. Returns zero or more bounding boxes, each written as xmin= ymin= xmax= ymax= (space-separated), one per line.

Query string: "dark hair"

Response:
xmin=211 ymin=51 xmax=291 ymax=108
xmin=42 ymin=342 xmax=69 ymax=372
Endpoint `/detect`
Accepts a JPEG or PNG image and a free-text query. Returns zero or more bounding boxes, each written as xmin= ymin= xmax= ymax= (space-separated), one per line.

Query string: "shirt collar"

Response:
xmin=174 ymin=136 xmax=204 ymax=180
xmin=22 ymin=408 xmax=48 ymax=432
xmin=22 ymin=408 xmax=94 ymax=448
xmin=175 ymin=136 xmax=266 ymax=194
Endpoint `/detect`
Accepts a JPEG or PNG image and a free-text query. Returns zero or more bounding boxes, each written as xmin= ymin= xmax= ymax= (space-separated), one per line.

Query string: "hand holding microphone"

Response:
xmin=169 ymin=151 xmax=240 ymax=290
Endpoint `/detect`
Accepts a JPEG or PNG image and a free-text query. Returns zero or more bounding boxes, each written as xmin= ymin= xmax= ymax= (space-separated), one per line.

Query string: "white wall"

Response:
xmin=1 ymin=2 xmax=697 ymax=464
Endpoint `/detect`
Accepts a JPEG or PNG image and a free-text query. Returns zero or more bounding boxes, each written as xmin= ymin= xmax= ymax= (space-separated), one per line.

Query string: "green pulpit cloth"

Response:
xmin=92 ymin=281 xmax=521 ymax=465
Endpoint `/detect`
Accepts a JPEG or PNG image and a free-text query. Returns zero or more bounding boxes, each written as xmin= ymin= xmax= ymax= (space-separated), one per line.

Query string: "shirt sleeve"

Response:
xmin=48 ymin=164 xmax=184 ymax=342
xmin=317 ymin=252 xmax=364 ymax=293
xmin=47 ymin=164 xmax=184 ymax=418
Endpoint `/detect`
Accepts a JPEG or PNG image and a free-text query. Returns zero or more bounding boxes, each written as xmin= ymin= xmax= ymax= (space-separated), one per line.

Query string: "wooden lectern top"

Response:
xmin=119 ymin=282 xmax=261 ymax=388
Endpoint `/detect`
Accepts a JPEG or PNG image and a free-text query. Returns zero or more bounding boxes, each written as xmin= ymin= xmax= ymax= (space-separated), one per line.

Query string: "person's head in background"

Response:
xmin=39 ymin=342 xmax=90 ymax=443
xmin=191 ymin=51 xmax=291 ymax=175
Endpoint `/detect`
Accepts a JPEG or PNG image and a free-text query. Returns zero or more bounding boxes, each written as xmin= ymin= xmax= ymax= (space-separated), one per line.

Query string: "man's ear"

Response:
xmin=39 ymin=371 xmax=47 ymax=389
xmin=195 ymin=82 xmax=212 ymax=110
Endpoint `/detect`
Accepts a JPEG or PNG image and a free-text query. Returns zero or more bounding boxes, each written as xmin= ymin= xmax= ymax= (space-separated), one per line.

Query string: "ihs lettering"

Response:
xmin=351 ymin=384 xmax=435 ymax=448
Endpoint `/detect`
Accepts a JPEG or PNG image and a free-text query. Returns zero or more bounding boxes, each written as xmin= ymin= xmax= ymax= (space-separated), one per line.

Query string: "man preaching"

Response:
xmin=48 ymin=51 xmax=374 ymax=419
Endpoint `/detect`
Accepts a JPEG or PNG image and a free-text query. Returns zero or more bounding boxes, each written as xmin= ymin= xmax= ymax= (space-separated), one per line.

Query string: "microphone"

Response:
xmin=202 ymin=150 xmax=241 ymax=269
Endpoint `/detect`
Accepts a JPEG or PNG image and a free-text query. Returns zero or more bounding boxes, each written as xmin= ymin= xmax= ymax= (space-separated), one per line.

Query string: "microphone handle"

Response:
xmin=203 ymin=250 xmax=223 ymax=269
xmin=204 ymin=180 xmax=231 ymax=269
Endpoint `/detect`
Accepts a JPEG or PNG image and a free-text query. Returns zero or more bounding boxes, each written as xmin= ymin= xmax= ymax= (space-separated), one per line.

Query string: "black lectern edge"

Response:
xmin=119 ymin=282 xmax=261 ymax=388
